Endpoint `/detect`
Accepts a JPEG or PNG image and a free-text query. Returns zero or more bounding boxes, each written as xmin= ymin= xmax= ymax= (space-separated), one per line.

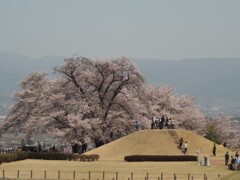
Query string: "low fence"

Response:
xmin=0 ymin=170 xmax=224 ymax=180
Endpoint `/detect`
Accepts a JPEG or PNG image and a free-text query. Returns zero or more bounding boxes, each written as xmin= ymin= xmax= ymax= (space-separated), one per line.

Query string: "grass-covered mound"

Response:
xmin=85 ymin=129 xmax=227 ymax=161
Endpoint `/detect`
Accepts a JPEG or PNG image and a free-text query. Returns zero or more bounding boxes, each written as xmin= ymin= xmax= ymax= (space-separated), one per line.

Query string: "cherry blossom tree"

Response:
xmin=145 ymin=85 xmax=206 ymax=133
xmin=3 ymin=57 xmax=146 ymax=145
xmin=0 ymin=104 xmax=9 ymax=115
xmin=3 ymin=56 xmax=208 ymax=147
xmin=204 ymin=115 xmax=238 ymax=146
xmin=55 ymin=57 xmax=146 ymax=144
xmin=3 ymin=72 xmax=50 ymax=135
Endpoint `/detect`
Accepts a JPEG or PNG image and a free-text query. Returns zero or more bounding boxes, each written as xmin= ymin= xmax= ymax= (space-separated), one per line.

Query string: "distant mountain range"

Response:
xmin=0 ymin=52 xmax=64 ymax=103
xmin=131 ymin=58 xmax=240 ymax=116
xmin=1 ymin=52 xmax=240 ymax=116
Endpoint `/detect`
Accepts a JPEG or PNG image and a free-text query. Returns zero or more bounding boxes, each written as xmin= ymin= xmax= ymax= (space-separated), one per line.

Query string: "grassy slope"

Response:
xmin=176 ymin=129 xmax=227 ymax=155
xmin=85 ymin=129 xmax=228 ymax=161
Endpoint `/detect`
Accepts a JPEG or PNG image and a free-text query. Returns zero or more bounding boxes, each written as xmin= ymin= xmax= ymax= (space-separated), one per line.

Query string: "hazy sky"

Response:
xmin=1 ymin=0 xmax=240 ymax=60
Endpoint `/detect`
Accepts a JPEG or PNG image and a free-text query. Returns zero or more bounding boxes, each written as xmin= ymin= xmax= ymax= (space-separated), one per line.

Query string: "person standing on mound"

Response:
xmin=179 ymin=137 xmax=184 ymax=149
xmin=183 ymin=141 xmax=188 ymax=154
xmin=135 ymin=120 xmax=141 ymax=131
xmin=225 ymin=151 xmax=229 ymax=166
xmin=235 ymin=151 xmax=239 ymax=158
xmin=212 ymin=143 xmax=216 ymax=157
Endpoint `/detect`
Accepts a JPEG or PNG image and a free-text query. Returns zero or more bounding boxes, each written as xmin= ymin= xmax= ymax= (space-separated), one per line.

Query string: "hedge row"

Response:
xmin=28 ymin=152 xmax=70 ymax=160
xmin=71 ymin=154 xmax=100 ymax=161
xmin=0 ymin=152 xmax=29 ymax=163
xmin=0 ymin=152 xmax=99 ymax=164
xmin=124 ymin=155 xmax=197 ymax=162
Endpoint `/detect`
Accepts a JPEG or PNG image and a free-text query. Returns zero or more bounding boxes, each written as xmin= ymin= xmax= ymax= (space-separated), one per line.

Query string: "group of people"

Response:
xmin=178 ymin=137 xmax=188 ymax=154
xmin=151 ymin=116 xmax=174 ymax=130
xmin=207 ymin=143 xmax=240 ymax=171
xmin=227 ymin=151 xmax=240 ymax=170
xmin=134 ymin=115 xmax=175 ymax=131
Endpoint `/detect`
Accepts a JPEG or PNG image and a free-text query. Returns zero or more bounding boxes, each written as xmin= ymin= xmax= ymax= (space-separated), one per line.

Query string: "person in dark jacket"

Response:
xmin=235 ymin=151 xmax=239 ymax=158
xmin=225 ymin=151 xmax=229 ymax=166
xmin=179 ymin=137 xmax=184 ymax=149
xmin=228 ymin=156 xmax=236 ymax=170
xmin=212 ymin=143 xmax=216 ymax=156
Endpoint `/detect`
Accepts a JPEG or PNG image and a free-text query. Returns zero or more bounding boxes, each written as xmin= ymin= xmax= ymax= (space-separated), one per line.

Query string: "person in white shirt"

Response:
xmin=183 ymin=141 xmax=188 ymax=154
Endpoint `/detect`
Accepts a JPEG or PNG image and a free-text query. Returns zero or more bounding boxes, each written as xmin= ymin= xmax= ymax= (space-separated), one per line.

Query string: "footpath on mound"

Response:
xmin=85 ymin=129 xmax=227 ymax=161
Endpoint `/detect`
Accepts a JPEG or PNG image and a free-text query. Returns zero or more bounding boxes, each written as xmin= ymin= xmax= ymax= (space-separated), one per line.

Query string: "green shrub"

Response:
xmin=204 ymin=121 xmax=221 ymax=144
xmin=78 ymin=154 xmax=100 ymax=161
xmin=0 ymin=152 xmax=30 ymax=163
xmin=27 ymin=152 xmax=71 ymax=160
xmin=124 ymin=155 xmax=197 ymax=162
xmin=0 ymin=152 xmax=99 ymax=163
xmin=16 ymin=152 xmax=30 ymax=160
xmin=59 ymin=153 xmax=99 ymax=161
xmin=69 ymin=153 xmax=80 ymax=161
xmin=0 ymin=152 xmax=71 ymax=163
